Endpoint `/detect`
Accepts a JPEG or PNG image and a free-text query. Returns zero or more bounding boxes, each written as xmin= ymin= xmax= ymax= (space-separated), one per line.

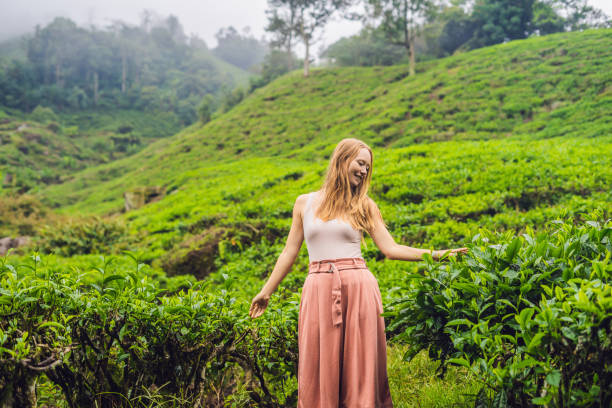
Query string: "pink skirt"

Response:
xmin=298 ymin=257 xmax=393 ymax=408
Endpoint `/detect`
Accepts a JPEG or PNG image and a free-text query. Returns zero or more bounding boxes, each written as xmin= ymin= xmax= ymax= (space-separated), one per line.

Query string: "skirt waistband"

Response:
xmin=306 ymin=257 xmax=367 ymax=327
xmin=308 ymin=257 xmax=366 ymax=274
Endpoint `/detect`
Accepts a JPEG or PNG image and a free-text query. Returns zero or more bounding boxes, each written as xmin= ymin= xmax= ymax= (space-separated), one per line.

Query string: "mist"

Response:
xmin=0 ymin=0 xmax=362 ymax=52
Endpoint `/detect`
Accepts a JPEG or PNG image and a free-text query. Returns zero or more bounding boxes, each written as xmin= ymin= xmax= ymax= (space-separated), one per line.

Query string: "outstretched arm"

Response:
xmin=249 ymin=194 xmax=306 ymax=318
xmin=368 ymin=199 xmax=467 ymax=261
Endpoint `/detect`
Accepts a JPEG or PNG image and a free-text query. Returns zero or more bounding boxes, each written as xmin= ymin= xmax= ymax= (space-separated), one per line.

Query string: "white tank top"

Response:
xmin=303 ymin=191 xmax=362 ymax=262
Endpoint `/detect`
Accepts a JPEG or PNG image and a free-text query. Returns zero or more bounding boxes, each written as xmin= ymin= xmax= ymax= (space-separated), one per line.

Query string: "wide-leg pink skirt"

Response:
xmin=298 ymin=257 xmax=393 ymax=408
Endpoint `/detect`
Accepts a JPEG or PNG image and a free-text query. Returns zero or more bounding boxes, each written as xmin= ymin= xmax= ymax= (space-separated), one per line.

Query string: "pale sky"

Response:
xmin=0 ymin=0 xmax=362 ymax=56
xmin=0 ymin=0 xmax=610 ymax=56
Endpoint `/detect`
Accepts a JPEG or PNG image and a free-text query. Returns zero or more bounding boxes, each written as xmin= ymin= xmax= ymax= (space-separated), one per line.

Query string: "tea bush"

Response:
xmin=386 ymin=215 xmax=612 ymax=407
xmin=35 ymin=216 xmax=130 ymax=257
xmin=0 ymin=253 xmax=298 ymax=407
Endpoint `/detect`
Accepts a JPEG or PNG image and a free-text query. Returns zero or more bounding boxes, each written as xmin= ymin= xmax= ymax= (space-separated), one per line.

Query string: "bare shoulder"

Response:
xmin=365 ymin=195 xmax=379 ymax=210
xmin=293 ymin=193 xmax=311 ymax=216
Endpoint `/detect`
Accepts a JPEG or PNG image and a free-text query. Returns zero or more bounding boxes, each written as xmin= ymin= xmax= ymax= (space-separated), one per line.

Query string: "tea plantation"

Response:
xmin=0 ymin=28 xmax=611 ymax=407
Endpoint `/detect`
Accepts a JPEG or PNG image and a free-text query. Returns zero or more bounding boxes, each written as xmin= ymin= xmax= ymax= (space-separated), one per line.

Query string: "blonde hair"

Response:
xmin=315 ymin=138 xmax=383 ymax=234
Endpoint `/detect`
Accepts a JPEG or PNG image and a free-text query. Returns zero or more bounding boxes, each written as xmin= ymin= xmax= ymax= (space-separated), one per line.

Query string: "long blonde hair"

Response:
xmin=315 ymin=138 xmax=382 ymax=234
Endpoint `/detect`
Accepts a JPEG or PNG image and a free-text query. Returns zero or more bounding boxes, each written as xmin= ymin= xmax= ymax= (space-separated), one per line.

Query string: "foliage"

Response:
xmin=34 ymin=217 xmax=131 ymax=257
xmin=212 ymin=26 xmax=269 ymax=71
xmin=197 ymin=94 xmax=215 ymax=124
xmin=322 ymin=25 xmax=407 ymax=66
xmin=546 ymin=0 xmax=612 ymax=31
xmin=0 ymin=254 xmax=298 ymax=407
xmin=2 ymin=29 xmax=611 ymax=406
xmin=247 ymin=49 xmax=302 ymax=93
xmin=0 ymin=15 xmax=249 ymax=124
xmin=385 ymin=216 xmax=612 ymax=406
xmin=0 ymin=194 xmax=52 ymax=237
xmin=29 ymin=105 xmax=58 ymax=124
xmin=0 ymin=108 xmax=182 ymax=195
xmin=36 ymin=29 xmax=612 ymax=220
xmin=363 ymin=0 xmax=437 ymax=74
xmin=469 ymin=0 xmax=535 ymax=48
xmin=266 ymin=0 xmax=353 ymax=76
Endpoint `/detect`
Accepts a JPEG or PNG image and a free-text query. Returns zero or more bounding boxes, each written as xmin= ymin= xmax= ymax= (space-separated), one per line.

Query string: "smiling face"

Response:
xmin=347 ymin=148 xmax=371 ymax=188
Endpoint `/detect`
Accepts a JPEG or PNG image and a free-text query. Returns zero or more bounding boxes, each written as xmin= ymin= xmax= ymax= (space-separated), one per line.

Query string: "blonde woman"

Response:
xmin=249 ymin=138 xmax=467 ymax=407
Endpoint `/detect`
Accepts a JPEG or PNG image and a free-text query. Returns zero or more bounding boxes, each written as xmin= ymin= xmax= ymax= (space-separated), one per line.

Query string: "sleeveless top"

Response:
xmin=303 ymin=191 xmax=363 ymax=262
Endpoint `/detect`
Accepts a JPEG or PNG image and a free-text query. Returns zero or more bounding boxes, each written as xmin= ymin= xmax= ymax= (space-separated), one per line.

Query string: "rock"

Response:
xmin=0 ymin=236 xmax=30 ymax=255
xmin=123 ymin=186 xmax=165 ymax=212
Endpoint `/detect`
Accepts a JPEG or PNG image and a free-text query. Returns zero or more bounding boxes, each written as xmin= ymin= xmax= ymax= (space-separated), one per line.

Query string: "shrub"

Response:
xmin=29 ymin=105 xmax=58 ymax=124
xmin=35 ymin=216 xmax=129 ymax=256
xmin=0 ymin=254 xmax=298 ymax=407
xmin=386 ymin=215 xmax=612 ymax=407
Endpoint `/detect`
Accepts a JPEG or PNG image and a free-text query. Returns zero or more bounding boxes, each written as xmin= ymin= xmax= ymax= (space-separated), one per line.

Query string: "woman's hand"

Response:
xmin=249 ymin=292 xmax=271 ymax=318
xmin=434 ymin=247 xmax=468 ymax=260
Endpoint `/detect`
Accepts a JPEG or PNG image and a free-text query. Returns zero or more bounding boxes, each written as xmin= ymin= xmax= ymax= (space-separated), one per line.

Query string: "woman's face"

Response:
xmin=347 ymin=148 xmax=371 ymax=187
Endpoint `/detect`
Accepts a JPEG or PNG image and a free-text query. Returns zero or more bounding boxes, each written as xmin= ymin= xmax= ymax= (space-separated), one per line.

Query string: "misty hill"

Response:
xmin=36 ymin=28 xmax=611 ymax=213
xmin=20 ymin=29 xmax=610 ymax=280
xmin=0 ymin=16 xmax=250 ymax=125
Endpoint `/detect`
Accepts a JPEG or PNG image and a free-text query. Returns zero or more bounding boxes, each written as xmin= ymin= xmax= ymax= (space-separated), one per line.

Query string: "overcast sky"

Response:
xmin=0 ymin=0 xmax=610 ymax=54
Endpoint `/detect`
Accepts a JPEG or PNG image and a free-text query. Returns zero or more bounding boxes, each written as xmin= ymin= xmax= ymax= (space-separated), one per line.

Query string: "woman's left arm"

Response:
xmin=367 ymin=199 xmax=467 ymax=261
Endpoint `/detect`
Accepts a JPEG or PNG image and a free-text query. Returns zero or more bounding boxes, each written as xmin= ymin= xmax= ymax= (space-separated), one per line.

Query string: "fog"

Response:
xmin=0 ymin=0 xmax=609 ymax=56
xmin=0 ymin=0 xmax=362 ymax=52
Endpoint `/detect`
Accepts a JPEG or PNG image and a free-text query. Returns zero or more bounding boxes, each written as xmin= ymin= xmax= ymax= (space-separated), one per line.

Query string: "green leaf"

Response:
xmin=446 ymin=319 xmax=475 ymax=327
xmin=532 ymin=396 xmax=550 ymax=405
xmin=38 ymin=321 xmax=66 ymax=331
xmin=527 ymin=332 xmax=545 ymax=352
xmin=103 ymin=274 xmax=125 ymax=285
xmin=492 ymin=388 xmax=509 ymax=408
xmin=505 ymin=237 xmax=521 ymax=262
xmin=546 ymin=370 xmax=561 ymax=387
xmin=448 ymin=357 xmax=470 ymax=368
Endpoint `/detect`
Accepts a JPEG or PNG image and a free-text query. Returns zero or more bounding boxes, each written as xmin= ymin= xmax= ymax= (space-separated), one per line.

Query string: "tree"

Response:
xmin=363 ymin=0 xmax=438 ymax=76
xmin=438 ymin=4 xmax=479 ymax=54
xmin=248 ymin=49 xmax=302 ymax=91
xmin=531 ymin=1 xmax=566 ymax=35
xmin=469 ymin=0 xmax=535 ymax=48
xmin=266 ymin=0 xmax=353 ymax=77
xmin=266 ymin=0 xmax=300 ymax=71
xmin=322 ymin=25 xmax=406 ymax=66
xmin=212 ymin=26 xmax=268 ymax=71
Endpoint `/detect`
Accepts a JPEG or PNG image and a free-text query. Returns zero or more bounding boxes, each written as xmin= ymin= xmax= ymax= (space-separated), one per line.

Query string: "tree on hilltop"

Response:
xmin=266 ymin=0 xmax=354 ymax=77
xmin=361 ymin=0 xmax=438 ymax=76
xmin=213 ymin=26 xmax=268 ymax=71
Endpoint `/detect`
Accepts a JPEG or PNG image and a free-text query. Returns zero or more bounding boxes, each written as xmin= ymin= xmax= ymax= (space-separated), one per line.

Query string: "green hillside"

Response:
xmin=37 ymin=29 xmax=611 ymax=215
xmin=24 ymin=28 xmax=609 ymax=278
xmin=0 ymin=107 xmax=184 ymax=195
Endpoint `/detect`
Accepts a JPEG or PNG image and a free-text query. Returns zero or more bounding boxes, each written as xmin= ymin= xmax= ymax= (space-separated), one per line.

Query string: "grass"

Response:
xmin=387 ymin=345 xmax=480 ymax=407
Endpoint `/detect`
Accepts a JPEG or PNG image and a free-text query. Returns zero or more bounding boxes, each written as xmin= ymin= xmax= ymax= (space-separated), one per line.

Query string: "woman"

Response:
xmin=249 ymin=138 xmax=467 ymax=407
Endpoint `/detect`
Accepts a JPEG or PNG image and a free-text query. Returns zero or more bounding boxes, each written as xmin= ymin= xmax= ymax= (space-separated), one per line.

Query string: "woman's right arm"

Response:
xmin=249 ymin=194 xmax=307 ymax=318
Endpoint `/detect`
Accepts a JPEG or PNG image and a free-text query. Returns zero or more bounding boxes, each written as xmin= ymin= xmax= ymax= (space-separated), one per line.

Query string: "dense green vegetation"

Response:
xmin=323 ymin=0 xmax=610 ymax=68
xmin=0 ymin=27 xmax=610 ymax=406
xmin=387 ymin=216 xmax=611 ymax=406
xmin=35 ymin=29 xmax=611 ymax=216
xmin=0 ymin=16 xmax=249 ymax=124
xmin=1 ymin=218 xmax=608 ymax=406
xmin=0 ymin=106 xmax=183 ymax=195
